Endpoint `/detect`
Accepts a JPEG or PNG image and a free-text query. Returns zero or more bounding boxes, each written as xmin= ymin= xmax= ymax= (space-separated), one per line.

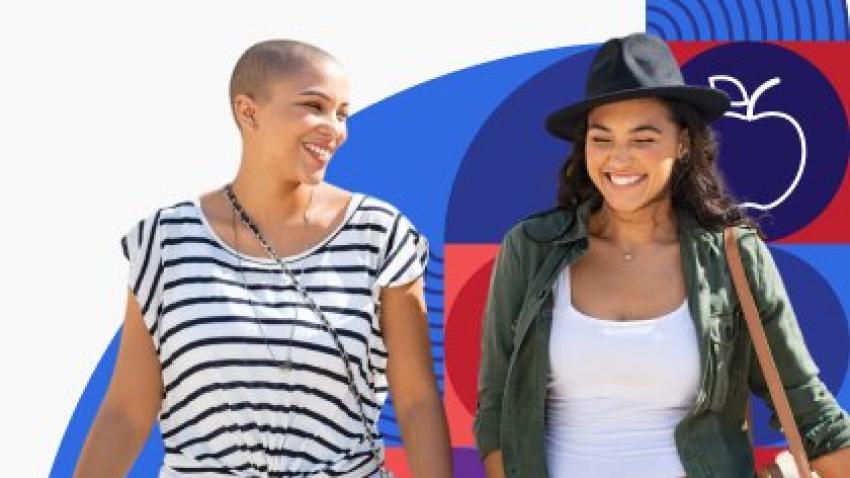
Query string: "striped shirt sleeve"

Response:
xmin=120 ymin=209 xmax=166 ymax=349
xmin=376 ymin=212 xmax=429 ymax=288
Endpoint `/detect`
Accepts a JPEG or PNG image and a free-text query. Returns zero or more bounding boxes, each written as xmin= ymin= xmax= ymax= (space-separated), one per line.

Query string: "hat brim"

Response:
xmin=545 ymin=86 xmax=731 ymax=140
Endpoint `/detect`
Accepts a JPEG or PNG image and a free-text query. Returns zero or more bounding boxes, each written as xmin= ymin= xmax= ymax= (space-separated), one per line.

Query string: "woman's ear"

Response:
xmin=234 ymin=94 xmax=259 ymax=131
xmin=677 ymin=129 xmax=691 ymax=158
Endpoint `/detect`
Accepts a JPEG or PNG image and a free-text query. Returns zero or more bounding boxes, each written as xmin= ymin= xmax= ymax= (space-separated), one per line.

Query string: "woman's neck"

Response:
xmin=229 ymin=164 xmax=316 ymax=227
xmin=589 ymin=199 xmax=678 ymax=250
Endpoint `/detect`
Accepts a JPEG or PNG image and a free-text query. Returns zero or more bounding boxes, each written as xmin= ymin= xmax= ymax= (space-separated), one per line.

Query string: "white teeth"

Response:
xmin=608 ymin=174 xmax=643 ymax=186
xmin=304 ymin=143 xmax=332 ymax=158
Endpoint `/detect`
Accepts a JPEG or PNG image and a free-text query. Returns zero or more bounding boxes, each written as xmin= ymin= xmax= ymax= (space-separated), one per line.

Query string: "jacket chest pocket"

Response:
xmin=708 ymin=305 xmax=746 ymax=412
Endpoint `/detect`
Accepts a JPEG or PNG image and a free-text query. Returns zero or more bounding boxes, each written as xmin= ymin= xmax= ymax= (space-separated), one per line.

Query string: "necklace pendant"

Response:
xmin=623 ymin=253 xmax=633 ymax=261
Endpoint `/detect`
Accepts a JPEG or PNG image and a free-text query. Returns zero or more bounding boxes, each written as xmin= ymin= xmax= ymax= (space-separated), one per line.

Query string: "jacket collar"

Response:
xmin=520 ymin=195 xmax=720 ymax=250
xmin=520 ymin=197 xmax=598 ymax=245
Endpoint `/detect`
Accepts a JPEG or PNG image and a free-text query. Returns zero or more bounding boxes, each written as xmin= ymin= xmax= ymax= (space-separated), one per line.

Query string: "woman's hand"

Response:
xmin=73 ymin=289 xmax=163 ymax=478
xmin=811 ymin=445 xmax=850 ymax=477
xmin=483 ymin=450 xmax=506 ymax=478
xmin=381 ymin=277 xmax=452 ymax=477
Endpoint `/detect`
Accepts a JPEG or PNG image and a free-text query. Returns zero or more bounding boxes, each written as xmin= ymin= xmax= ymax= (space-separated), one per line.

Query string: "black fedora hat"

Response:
xmin=546 ymin=33 xmax=730 ymax=140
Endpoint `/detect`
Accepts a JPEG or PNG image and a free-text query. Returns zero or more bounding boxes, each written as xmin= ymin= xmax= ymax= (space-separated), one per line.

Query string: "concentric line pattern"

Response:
xmin=378 ymin=245 xmax=446 ymax=446
xmin=647 ymin=0 xmax=849 ymax=40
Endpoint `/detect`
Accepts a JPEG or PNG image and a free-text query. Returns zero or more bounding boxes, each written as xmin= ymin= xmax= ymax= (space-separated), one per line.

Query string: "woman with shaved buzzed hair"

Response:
xmin=74 ymin=40 xmax=451 ymax=478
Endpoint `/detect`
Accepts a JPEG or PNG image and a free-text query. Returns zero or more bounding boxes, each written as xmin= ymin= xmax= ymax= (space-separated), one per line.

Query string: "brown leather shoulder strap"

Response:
xmin=723 ymin=227 xmax=811 ymax=477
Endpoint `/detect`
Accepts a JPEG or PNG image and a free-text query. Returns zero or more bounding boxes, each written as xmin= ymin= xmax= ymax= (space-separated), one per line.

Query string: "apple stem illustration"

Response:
xmin=746 ymin=78 xmax=781 ymax=119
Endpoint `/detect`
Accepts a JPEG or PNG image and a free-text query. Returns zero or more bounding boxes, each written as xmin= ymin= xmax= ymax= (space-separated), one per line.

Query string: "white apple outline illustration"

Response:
xmin=708 ymin=75 xmax=807 ymax=211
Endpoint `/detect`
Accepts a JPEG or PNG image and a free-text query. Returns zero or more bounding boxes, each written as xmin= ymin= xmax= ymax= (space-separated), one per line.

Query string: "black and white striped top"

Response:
xmin=121 ymin=193 xmax=428 ymax=477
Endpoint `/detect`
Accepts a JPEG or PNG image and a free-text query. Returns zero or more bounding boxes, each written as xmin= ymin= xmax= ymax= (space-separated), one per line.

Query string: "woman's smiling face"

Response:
xmin=584 ymin=97 xmax=688 ymax=214
xmin=245 ymin=57 xmax=350 ymax=185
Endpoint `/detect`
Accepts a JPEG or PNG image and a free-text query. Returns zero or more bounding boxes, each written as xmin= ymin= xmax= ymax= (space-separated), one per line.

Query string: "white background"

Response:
xmin=0 ymin=1 xmax=642 ymax=473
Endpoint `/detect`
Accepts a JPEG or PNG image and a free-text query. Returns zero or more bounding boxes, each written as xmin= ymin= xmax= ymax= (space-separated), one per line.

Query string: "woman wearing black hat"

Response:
xmin=475 ymin=33 xmax=850 ymax=477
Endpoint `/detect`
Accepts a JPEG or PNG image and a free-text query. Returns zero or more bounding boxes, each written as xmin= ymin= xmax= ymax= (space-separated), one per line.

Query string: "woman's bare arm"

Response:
xmin=73 ymin=289 xmax=163 ymax=478
xmin=380 ymin=277 xmax=452 ymax=477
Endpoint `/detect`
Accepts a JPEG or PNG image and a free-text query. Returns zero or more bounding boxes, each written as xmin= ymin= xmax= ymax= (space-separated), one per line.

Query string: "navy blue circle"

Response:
xmin=681 ymin=43 xmax=849 ymax=240
xmin=751 ymin=247 xmax=849 ymax=445
xmin=446 ymin=48 xmax=596 ymax=243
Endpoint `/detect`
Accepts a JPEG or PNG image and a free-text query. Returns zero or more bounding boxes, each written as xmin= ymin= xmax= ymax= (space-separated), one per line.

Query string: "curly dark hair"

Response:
xmin=557 ymin=97 xmax=758 ymax=232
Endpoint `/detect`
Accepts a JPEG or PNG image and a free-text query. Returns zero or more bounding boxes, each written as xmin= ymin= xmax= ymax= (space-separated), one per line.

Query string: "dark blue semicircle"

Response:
xmin=445 ymin=47 xmax=599 ymax=244
xmin=328 ymin=45 xmax=590 ymax=247
xmin=751 ymin=247 xmax=849 ymax=445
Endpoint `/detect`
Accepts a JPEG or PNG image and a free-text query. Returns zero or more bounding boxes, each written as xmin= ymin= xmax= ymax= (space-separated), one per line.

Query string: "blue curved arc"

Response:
xmin=771 ymin=0 xmax=787 ymax=39
xmin=672 ymin=0 xmax=711 ymax=39
xmin=743 ymin=0 xmax=767 ymax=39
xmin=425 ymin=270 xmax=444 ymax=280
xmin=834 ymin=0 xmax=850 ymax=39
xmin=722 ymin=0 xmax=747 ymax=39
xmin=651 ymin=0 xmax=843 ymax=74
xmin=792 ymin=0 xmax=808 ymax=39
xmin=647 ymin=11 xmax=683 ymax=40
xmin=654 ymin=0 xmax=702 ymax=39
xmin=813 ymin=0 xmax=830 ymax=39
xmin=426 ymin=270 xmax=445 ymax=280
xmin=427 ymin=274 xmax=443 ymax=284
xmin=660 ymin=0 xmax=818 ymax=41
xmin=759 ymin=0 xmax=781 ymax=40
xmin=700 ymin=0 xmax=732 ymax=38
xmin=734 ymin=0 xmax=752 ymax=39
xmin=429 ymin=251 xmax=445 ymax=263
xmin=648 ymin=22 xmax=671 ymax=39
xmin=790 ymin=0 xmax=803 ymax=39
xmin=714 ymin=0 xmax=737 ymax=39
xmin=818 ymin=0 xmax=835 ymax=39
xmin=806 ymin=0 xmax=823 ymax=40
xmin=782 ymin=2 xmax=803 ymax=40
xmin=693 ymin=0 xmax=719 ymax=39
xmin=775 ymin=0 xmax=798 ymax=39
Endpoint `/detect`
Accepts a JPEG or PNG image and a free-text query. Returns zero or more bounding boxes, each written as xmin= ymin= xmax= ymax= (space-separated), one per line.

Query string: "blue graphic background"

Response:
xmin=53 ymin=0 xmax=850 ymax=474
xmin=647 ymin=0 xmax=849 ymax=41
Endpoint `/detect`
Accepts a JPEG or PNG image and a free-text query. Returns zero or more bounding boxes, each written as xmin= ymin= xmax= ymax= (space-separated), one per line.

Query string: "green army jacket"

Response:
xmin=474 ymin=200 xmax=850 ymax=478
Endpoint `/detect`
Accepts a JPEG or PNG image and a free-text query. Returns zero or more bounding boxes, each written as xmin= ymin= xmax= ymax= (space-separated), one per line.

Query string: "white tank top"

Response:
xmin=546 ymin=267 xmax=700 ymax=478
